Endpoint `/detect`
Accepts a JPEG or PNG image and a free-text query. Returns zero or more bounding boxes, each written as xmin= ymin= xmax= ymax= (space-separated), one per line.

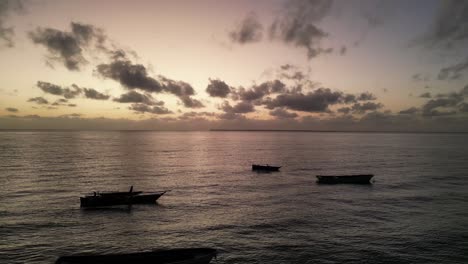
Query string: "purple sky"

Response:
xmin=1 ymin=0 xmax=468 ymax=131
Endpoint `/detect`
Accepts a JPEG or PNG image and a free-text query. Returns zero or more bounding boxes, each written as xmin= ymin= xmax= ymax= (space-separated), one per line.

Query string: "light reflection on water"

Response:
xmin=1 ymin=131 xmax=468 ymax=263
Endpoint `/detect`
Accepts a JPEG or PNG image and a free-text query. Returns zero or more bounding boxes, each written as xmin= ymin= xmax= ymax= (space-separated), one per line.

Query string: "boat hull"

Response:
xmin=56 ymin=248 xmax=217 ymax=264
xmin=252 ymin=164 xmax=281 ymax=171
xmin=80 ymin=192 xmax=166 ymax=207
xmin=316 ymin=174 xmax=373 ymax=184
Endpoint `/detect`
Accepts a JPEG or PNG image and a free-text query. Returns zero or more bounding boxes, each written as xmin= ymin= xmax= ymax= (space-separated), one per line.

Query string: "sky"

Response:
xmin=1 ymin=0 xmax=468 ymax=131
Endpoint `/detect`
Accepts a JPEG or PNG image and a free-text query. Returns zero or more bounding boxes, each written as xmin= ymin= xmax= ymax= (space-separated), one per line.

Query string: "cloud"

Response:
xmin=357 ymin=92 xmax=377 ymax=101
xmin=438 ymin=58 xmax=468 ymax=80
xmin=263 ymin=88 xmax=343 ymax=112
xmin=29 ymin=22 xmax=107 ymax=70
xmin=4 ymin=110 xmax=468 ymax=132
xmin=0 ymin=0 xmax=24 ymax=48
xmin=114 ymin=90 xmax=161 ymax=105
xmin=180 ymin=96 xmax=204 ymax=108
xmin=422 ymin=97 xmax=462 ymax=116
xmin=229 ymin=12 xmax=263 ymax=44
xmin=206 ymin=79 xmax=232 ymax=98
xmin=422 ymin=0 xmax=468 ymax=48
xmin=337 ymin=107 xmax=351 ymax=114
xmin=269 ymin=0 xmax=333 ymax=59
xmin=37 ymin=81 xmax=82 ymax=99
xmin=419 ymin=86 xmax=468 ymax=116
xmin=419 ymin=92 xmax=431 ymax=98
xmin=97 ymin=59 xmax=204 ymax=108
xmin=234 ymin=80 xmax=286 ymax=101
xmin=5 ymin=107 xmax=18 ymax=112
xmin=96 ymin=60 xmax=164 ymax=92
xmin=129 ymin=103 xmax=172 ymax=115
xmin=178 ymin=111 xmax=216 ymax=120
xmin=269 ymin=108 xmax=298 ymax=119
xmin=339 ymin=46 xmax=347 ymax=56
xmin=220 ymin=101 xmax=255 ymax=114
xmin=277 ymin=64 xmax=307 ymax=81
xmin=459 ymin=103 xmax=468 ymax=112
xmin=351 ymin=102 xmax=383 ymax=114
xmin=28 ymin=97 xmax=49 ymax=105
xmin=82 ymin=87 xmax=110 ymax=100
xmin=399 ymin=107 xmax=419 ymax=115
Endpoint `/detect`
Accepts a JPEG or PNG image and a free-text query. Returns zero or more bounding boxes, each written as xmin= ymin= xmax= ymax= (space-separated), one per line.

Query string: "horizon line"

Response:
xmin=1 ymin=128 xmax=468 ymax=134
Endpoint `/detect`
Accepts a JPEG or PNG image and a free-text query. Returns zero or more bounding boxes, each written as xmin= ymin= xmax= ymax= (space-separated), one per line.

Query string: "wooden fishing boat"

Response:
xmin=55 ymin=248 xmax=217 ymax=264
xmin=80 ymin=186 xmax=168 ymax=207
xmin=252 ymin=164 xmax=281 ymax=171
xmin=316 ymin=174 xmax=374 ymax=184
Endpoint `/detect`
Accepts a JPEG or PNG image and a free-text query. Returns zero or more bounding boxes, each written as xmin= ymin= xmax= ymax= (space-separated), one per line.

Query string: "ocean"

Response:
xmin=1 ymin=131 xmax=467 ymax=263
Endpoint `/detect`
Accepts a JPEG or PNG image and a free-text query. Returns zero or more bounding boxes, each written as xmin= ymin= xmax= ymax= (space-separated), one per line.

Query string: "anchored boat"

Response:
xmin=56 ymin=248 xmax=217 ymax=264
xmin=316 ymin=174 xmax=374 ymax=184
xmin=252 ymin=164 xmax=281 ymax=171
xmin=80 ymin=186 xmax=168 ymax=207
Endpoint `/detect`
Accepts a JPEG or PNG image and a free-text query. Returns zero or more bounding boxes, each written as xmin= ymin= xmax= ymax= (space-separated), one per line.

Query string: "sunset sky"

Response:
xmin=1 ymin=0 xmax=468 ymax=131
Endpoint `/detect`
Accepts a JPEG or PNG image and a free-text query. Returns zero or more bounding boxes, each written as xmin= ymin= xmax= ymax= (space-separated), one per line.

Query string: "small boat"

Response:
xmin=316 ymin=174 xmax=374 ymax=184
xmin=252 ymin=164 xmax=281 ymax=171
xmin=80 ymin=186 xmax=168 ymax=207
xmin=55 ymin=248 xmax=217 ymax=264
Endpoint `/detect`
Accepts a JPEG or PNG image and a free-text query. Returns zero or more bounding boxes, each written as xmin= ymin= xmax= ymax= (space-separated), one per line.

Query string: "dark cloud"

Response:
xmin=269 ymin=0 xmax=333 ymax=59
xmin=264 ymin=88 xmax=342 ymax=112
xmin=206 ymin=79 xmax=232 ymax=98
xmin=339 ymin=46 xmax=347 ymax=56
xmin=5 ymin=107 xmax=18 ymax=112
xmin=419 ymin=86 xmax=468 ymax=116
xmin=411 ymin=73 xmax=430 ymax=82
xmin=422 ymin=0 xmax=468 ymax=48
xmin=459 ymin=103 xmax=468 ymax=112
xmin=68 ymin=104 xmax=77 ymax=107
xmin=221 ymin=101 xmax=255 ymax=114
xmin=235 ymin=80 xmax=286 ymax=101
xmin=357 ymin=92 xmax=377 ymax=101
xmin=51 ymin=98 xmax=68 ymax=106
xmin=129 ymin=103 xmax=172 ymax=115
xmin=277 ymin=64 xmax=307 ymax=81
xmin=422 ymin=97 xmax=462 ymax=116
xmin=337 ymin=107 xmax=351 ymax=114
xmin=0 ymin=0 xmax=24 ymax=47
xmin=4 ymin=110 xmax=468 ymax=132
xmin=97 ymin=59 xmax=203 ymax=108
xmin=37 ymin=81 xmax=82 ymax=99
xmin=29 ymin=22 xmax=106 ymax=70
xmin=229 ymin=12 xmax=263 ymax=44
xmin=28 ymin=97 xmax=49 ymax=105
xmin=399 ymin=107 xmax=419 ymax=115
xmin=269 ymin=108 xmax=298 ymax=119
xmin=96 ymin=60 xmax=164 ymax=92
xmin=82 ymin=87 xmax=109 ymax=100
xmin=178 ymin=111 xmax=216 ymax=121
xmin=180 ymin=96 xmax=204 ymax=108
xmin=419 ymin=92 xmax=431 ymax=98
xmin=114 ymin=90 xmax=161 ymax=105
xmin=351 ymin=102 xmax=383 ymax=114
xmin=438 ymin=58 xmax=468 ymax=80
xmin=343 ymin=94 xmax=356 ymax=104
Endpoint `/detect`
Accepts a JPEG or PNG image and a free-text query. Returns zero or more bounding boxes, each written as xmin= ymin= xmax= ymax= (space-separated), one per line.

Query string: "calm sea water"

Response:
xmin=1 ymin=131 xmax=468 ymax=263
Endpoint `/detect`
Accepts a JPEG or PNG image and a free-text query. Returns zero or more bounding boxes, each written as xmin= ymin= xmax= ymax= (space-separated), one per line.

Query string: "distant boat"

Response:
xmin=316 ymin=174 xmax=374 ymax=184
xmin=56 ymin=248 xmax=217 ymax=264
xmin=252 ymin=164 xmax=281 ymax=171
xmin=80 ymin=186 xmax=168 ymax=207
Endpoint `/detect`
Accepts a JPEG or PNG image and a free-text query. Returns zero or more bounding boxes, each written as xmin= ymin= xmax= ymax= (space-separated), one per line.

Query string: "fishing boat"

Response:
xmin=80 ymin=186 xmax=168 ymax=207
xmin=252 ymin=164 xmax=281 ymax=171
xmin=316 ymin=174 xmax=374 ymax=184
xmin=55 ymin=248 xmax=217 ymax=264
